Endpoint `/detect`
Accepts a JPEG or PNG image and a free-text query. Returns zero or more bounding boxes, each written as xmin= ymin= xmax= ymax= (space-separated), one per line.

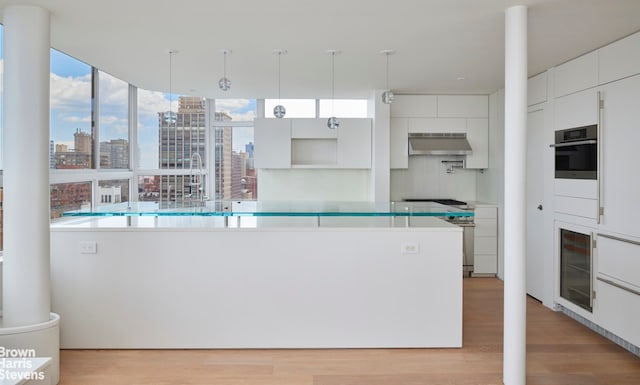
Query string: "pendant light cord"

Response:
xmin=223 ymin=51 xmax=227 ymax=78
xmin=169 ymin=51 xmax=174 ymax=124
xmin=385 ymin=52 xmax=390 ymax=90
xmin=277 ymin=52 xmax=281 ymax=102
xmin=331 ymin=51 xmax=335 ymax=114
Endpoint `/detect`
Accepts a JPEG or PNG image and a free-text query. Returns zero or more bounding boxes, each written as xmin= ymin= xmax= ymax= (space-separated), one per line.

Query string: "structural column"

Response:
xmin=2 ymin=5 xmax=52 ymax=327
xmin=503 ymin=5 xmax=528 ymax=385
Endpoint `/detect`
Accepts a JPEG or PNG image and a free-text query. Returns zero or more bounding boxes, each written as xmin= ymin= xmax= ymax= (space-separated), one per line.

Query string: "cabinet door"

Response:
xmin=390 ymin=118 xmax=408 ymax=169
xmin=600 ymin=75 xmax=640 ymax=238
xmin=465 ymin=118 xmax=488 ymax=169
xmin=554 ymin=50 xmax=599 ymax=97
xmin=291 ymin=119 xmax=338 ymax=138
xmin=254 ymin=118 xmax=291 ymax=168
xmin=337 ymin=119 xmax=371 ymax=168
xmin=554 ymin=88 xmax=598 ymax=130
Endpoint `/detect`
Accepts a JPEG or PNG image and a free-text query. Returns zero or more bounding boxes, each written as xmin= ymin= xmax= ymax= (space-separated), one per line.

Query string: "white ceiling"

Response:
xmin=1 ymin=0 xmax=640 ymax=99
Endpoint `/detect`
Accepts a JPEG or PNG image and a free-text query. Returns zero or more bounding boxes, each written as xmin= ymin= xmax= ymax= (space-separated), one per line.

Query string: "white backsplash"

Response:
xmin=258 ymin=169 xmax=372 ymax=201
xmin=390 ymin=156 xmax=478 ymax=201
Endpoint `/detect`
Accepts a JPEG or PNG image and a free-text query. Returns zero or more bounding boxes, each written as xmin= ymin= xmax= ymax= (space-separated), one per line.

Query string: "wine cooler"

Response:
xmin=560 ymin=229 xmax=593 ymax=312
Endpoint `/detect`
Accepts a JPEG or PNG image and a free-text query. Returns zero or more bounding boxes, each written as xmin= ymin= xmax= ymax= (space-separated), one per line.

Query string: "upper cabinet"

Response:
xmin=554 ymin=51 xmax=599 ymax=97
xmin=554 ymin=88 xmax=599 ymax=129
xmin=390 ymin=95 xmax=437 ymax=117
xmin=255 ymin=118 xmax=371 ymax=169
xmin=390 ymin=95 xmax=489 ymax=169
xmin=599 ymin=32 xmax=640 ymax=85
xmin=337 ymin=119 xmax=371 ymax=169
xmin=254 ymin=118 xmax=291 ymax=169
xmin=528 ymin=72 xmax=548 ymax=106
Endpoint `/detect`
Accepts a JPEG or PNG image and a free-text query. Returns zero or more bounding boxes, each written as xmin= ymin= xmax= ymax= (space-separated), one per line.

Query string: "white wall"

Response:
xmin=258 ymin=169 xmax=371 ymax=201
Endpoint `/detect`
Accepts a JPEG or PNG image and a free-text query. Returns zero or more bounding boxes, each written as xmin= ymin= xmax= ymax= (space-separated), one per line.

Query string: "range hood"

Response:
xmin=408 ymin=132 xmax=473 ymax=156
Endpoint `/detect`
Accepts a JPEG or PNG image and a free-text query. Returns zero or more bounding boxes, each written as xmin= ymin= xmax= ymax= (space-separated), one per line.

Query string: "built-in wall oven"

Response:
xmin=559 ymin=228 xmax=593 ymax=312
xmin=551 ymin=124 xmax=597 ymax=180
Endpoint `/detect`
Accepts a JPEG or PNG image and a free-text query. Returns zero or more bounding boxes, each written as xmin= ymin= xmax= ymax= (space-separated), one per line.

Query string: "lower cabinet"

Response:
xmin=473 ymin=206 xmax=497 ymax=276
xmin=594 ymin=232 xmax=640 ymax=347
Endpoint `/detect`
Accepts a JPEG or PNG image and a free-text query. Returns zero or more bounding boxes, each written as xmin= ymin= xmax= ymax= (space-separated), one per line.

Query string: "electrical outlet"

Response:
xmin=401 ymin=242 xmax=419 ymax=254
xmin=79 ymin=241 xmax=97 ymax=254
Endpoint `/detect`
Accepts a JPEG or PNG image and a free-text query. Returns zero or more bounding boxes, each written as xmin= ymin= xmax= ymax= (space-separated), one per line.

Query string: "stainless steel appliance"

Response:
xmin=559 ymin=229 xmax=593 ymax=312
xmin=403 ymin=198 xmax=475 ymax=276
xmin=551 ymin=125 xmax=597 ymax=179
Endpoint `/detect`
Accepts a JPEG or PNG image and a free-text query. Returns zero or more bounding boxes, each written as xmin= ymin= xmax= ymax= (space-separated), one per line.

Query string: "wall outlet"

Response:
xmin=401 ymin=242 xmax=419 ymax=254
xmin=79 ymin=241 xmax=97 ymax=254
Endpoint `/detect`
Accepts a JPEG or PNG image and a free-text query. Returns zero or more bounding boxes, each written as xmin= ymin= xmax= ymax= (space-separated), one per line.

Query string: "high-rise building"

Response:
xmin=158 ymin=96 xmax=207 ymax=202
xmin=214 ymin=112 xmax=232 ymax=200
xmin=74 ymin=128 xmax=92 ymax=154
xmin=100 ymin=139 xmax=129 ymax=169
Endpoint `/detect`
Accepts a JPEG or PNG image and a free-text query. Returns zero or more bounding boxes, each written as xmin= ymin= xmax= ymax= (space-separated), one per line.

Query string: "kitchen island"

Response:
xmin=51 ymin=201 xmax=469 ymax=349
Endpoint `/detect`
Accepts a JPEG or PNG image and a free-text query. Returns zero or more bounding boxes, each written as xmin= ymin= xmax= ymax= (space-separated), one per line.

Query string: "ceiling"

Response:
xmin=1 ymin=0 xmax=640 ymax=99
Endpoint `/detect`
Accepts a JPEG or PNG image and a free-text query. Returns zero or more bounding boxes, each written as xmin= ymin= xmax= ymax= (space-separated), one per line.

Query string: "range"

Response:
xmin=403 ymin=198 xmax=475 ymax=276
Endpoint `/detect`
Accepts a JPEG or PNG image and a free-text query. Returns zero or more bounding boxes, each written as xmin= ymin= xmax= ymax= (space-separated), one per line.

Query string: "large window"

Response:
xmin=50 ymin=182 xmax=92 ymax=219
xmin=214 ymin=99 xmax=257 ymax=200
xmin=98 ymin=70 xmax=129 ymax=169
xmin=50 ymin=49 xmax=93 ymax=169
xmin=264 ymin=99 xmax=315 ymax=118
xmin=137 ymin=88 xmax=169 ymax=169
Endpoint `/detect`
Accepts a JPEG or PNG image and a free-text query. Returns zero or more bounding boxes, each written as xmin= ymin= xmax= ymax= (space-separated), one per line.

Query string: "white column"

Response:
xmin=2 ymin=5 xmax=52 ymax=327
xmin=503 ymin=5 xmax=527 ymax=385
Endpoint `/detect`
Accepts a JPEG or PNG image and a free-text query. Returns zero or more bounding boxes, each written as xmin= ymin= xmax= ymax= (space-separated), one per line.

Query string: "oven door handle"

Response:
xmin=549 ymin=139 xmax=597 ymax=148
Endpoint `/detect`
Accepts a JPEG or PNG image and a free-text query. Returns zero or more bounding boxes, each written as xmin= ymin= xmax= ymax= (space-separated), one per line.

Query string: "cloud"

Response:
xmin=215 ymin=98 xmax=256 ymax=121
xmin=50 ymin=72 xmax=92 ymax=110
xmin=64 ymin=115 xmax=91 ymax=123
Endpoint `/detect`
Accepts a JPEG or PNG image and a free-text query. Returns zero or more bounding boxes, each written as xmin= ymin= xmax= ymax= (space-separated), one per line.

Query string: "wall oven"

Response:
xmin=551 ymin=125 xmax=597 ymax=179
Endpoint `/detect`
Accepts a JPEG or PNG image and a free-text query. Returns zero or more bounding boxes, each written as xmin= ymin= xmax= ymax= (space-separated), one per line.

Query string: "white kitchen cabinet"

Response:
xmin=390 ymin=118 xmax=408 ymax=169
xmin=528 ymin=71 xmax=548 ymax=106
xmin=407 ymin=118 xmax=466 ymax=133
xmin=254 ymin=118 xmax=291 ymax=169
xmin=390 ymin=95 xmax=437 ymax=117
xmin=437 ymin=95 xmax=488 ymax=118
xmin=554 ymin=50 xmax=599 ymax=97
xmin=291 ymin=119 xmax=338 ymax=138
xmin=473 ymin=206 xmax=497 ymax=276
xmin=595 ymin=232 xmax=640 ymax=347
xmin=465 ymin=118 xmax=488 ymax=169
xmin=599 ymin=75 xmax=640 ymax=238
xmin=554 ymin=87 xmax=599 ymax=130
xmin=599 ymin=31 xmax=640 ymax=85
xmin=337 ymin=118 xmax=371 ymax=168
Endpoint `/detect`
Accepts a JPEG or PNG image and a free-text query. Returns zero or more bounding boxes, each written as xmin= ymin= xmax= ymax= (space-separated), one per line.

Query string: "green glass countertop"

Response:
xmin=61 ymin=201 xmax=474 ymax=218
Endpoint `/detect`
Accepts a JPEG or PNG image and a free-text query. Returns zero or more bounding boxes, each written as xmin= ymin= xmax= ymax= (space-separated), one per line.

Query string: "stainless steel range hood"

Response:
xmin=408 ymin=132 xmax=473 ymax=156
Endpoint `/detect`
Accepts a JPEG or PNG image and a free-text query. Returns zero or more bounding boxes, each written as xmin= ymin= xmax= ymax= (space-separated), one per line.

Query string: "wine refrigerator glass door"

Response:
xmin=560 ymin=229 xmax=593 ymax=312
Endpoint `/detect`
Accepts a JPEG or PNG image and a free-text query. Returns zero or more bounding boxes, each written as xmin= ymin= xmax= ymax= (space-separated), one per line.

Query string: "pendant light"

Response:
xmin=380 ymin=49 xmax=396 ymax=104
xmin=272 ymin=49 xmax=287 ymax=118
xmin=326 ymin=50 xmax=340 ymax=129
xmin=218 ymin=49 xmax=231 ymax=91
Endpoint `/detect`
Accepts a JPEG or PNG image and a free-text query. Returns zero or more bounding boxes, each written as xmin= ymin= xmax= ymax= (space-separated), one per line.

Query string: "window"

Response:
xmin=137 ymin=88 xmax=169 ymax=169
xmin=214 ymin=99 xmax=257 ymax=200
xmin=98 ymin=71 xmax=129 ymax=169
xmin=319 ymin=99 xmax=368 ymax=118
xmin=50 ymin=49 xmax=93 ymax=169
xmin=264 ymin=99 xmax=316 ymax=118
xmin=50 ymin=182 xmax=92 ymax=219
xmin=97 ymin=179 xmax=129 ymax=206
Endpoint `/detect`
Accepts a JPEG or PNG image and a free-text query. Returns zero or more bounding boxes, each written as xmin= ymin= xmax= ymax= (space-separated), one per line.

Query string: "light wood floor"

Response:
xmin=60 ymin=278 xmax=640 ymax=385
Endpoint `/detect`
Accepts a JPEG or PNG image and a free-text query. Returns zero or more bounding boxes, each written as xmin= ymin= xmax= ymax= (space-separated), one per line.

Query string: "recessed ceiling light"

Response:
xmin=456 ymin=76 xmax=466 ymax=81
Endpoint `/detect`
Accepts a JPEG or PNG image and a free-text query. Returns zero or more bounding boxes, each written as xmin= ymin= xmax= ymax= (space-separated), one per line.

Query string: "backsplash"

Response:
xmin=390 ymin=156 xmax=478 ymax=201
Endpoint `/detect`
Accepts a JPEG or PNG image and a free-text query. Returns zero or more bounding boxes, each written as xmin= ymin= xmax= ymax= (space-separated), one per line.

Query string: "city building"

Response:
xmin=99 ymin=138 xmax=129 ymax=169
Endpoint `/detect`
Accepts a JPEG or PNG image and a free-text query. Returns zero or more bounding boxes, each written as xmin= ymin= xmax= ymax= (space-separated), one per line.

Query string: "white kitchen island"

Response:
xmin=50 ymin=202 xmax=467 ymax=349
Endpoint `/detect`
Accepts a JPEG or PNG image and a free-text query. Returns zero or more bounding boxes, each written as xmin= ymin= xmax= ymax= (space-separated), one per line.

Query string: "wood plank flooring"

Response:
xmin=59 ymin=277 xmax=640 ymax=385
